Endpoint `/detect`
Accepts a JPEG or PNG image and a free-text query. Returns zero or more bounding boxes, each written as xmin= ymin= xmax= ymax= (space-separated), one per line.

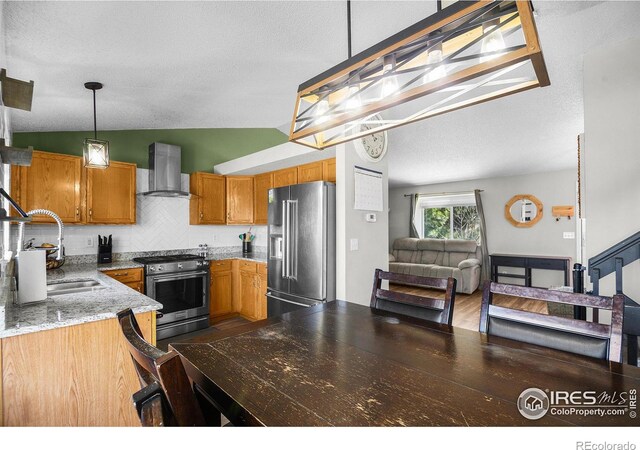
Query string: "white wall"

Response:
xmin=18 ymin=169 xmax=266 ymax=255
xmin=336 ymin=143 xmax=389 ymax=305
xmin=584 ymin=37 xmax=640 ymax=300
xmin=389 ymin=169 xmax=577 ymax=287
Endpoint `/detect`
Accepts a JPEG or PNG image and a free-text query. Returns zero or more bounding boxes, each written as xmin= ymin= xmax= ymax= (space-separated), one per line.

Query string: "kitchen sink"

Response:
xmin=47 ymin=279 xmax=107 ymax=296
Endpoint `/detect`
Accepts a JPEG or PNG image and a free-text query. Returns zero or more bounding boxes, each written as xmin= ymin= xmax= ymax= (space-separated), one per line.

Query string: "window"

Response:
xmin=414 ymin=193 xmax=481 ymax=243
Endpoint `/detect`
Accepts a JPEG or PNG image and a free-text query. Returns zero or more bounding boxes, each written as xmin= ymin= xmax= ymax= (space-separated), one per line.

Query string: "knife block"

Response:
xmin=98 ymin=244 xmax=112 ymax=264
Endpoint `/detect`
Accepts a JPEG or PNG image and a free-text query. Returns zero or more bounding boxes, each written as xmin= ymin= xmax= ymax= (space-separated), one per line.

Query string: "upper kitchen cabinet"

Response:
xmin=297 ymin=161 xmax=323 ymax=184
xmin=11 ymin=151 xmax=83 ymax=223
xmin=253 ymin=172 xmax=273 ymax=225
xmin=189 ymin=172 xmax=226 ymax=225
xmin=322 ymin=158 xmax=336 ymax=183
xmin=272 ymin=167 xmax=297 ymax=188
xmin=226 ymin=176 xmax=254 ymax=224
xmin=86 ymin=161 xmax=137 ymax=224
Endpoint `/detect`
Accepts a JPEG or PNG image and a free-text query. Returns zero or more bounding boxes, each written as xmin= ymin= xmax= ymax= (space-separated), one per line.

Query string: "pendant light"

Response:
xmin=289 ymin=0 xmax=550 ymax=150
xmin=83 ymin=82 xmax=110 ymax=169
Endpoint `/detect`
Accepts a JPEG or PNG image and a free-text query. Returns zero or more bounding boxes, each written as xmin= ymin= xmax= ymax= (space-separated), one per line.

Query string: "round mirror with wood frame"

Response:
xmin=505 ymin=194 xmax=543 ymax=228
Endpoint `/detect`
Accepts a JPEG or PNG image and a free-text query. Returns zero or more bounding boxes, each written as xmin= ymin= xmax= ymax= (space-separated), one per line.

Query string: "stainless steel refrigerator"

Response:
xmin=267 ymin=181 xmax=336 ymax=317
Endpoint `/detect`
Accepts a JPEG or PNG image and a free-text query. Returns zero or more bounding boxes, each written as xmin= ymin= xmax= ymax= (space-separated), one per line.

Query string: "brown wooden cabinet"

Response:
xmin=297 ymin=161 xmax=324 ymax=184
xmin=190 ymin=172 xmax=226 ymax=225
xmin=209 ymin=259 xmax=267 ymax=322
xmin=11 ymin=151 xmax=83 ymax=223
xmin=323 ymin=158 xmax=336 ymax=183
xmin=239 ymin=270 xmax=258 ymax=320
xmin=253 ymin=172 xmax=273 ymax=225
xmin=86 ymin=161 xmax=137 ymax=224
xmin=273 ymin=167 xmax=298 ymax=188
xmin=257 ymin=270 xmax=267 ymax=320
xmin=11 ymin=151 xmax=137 ymax=225
xmin=0 ymin=311 xmax=154 ymax=426
xmin=225 ymin=176 xmax=254 ymax=224
xmin=209 ymin=260 xmax=233 ymax=323
xmin=102 ymin=267 xmax=144 ymax=293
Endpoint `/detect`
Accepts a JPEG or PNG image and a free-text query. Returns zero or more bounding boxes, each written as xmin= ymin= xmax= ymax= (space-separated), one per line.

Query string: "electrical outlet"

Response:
xmin=350 ymin=238 xmax=359 ymax=251
xmin=563 ymin=232 xmax=575 ymax=239
xmin=211 ymin=234 xmax=216 ymax=242
xmin=86 ymin=237 xmax=94 ymax=247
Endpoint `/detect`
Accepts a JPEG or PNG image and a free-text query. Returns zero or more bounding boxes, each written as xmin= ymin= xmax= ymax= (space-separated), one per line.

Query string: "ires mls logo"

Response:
xmin=517 ymin=388 xmax=637 ymax=420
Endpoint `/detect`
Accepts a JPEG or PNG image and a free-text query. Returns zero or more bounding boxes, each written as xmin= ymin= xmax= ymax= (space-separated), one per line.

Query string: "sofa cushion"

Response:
xmin=393 ymin=238 xmax=419 ymax=251
xmin=444 ymin=239 xmax=478 ymax=253
xmin=416 ymin=238 xmax=445 ymax=252
xmin=389 ymin=262 xmax=461 ymax=280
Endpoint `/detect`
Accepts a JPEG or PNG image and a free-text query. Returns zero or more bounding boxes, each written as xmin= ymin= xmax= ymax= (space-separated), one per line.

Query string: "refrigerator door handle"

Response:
xmin=282 ymin=200 xmax=289 ymax=279
xmin=289 ymin=200 xmax=298 ymax=280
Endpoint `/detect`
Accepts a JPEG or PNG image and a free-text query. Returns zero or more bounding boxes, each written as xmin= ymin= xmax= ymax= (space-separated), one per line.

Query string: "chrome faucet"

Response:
xmin=17 ymin=209 xmax=64 ymax=261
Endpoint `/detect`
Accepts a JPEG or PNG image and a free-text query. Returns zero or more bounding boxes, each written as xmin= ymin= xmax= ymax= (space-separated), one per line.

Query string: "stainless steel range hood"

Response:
xmin=141 ymin=143 xmax=190 ymax=198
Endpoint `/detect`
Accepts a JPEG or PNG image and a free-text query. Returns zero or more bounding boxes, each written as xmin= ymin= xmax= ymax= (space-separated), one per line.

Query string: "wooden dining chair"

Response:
xmin=479 ymin=281 xmax=624 ymax=362
xmin=132 ymin=381 xmax=172 ymax=427
xmin=370 ymin=269 xmax=457 ymax=325
xmin=117 ymin=308 xmax=212 ymax=426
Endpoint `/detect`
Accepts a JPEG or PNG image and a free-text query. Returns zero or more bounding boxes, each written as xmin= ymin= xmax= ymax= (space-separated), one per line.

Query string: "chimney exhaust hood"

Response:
xmin=141 ymin=143 xmax=190 ymax=198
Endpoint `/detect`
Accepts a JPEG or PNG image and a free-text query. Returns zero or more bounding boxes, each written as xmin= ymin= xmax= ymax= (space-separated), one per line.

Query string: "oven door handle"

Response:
xmin=148 ymin=271 xmax=209 ymax=283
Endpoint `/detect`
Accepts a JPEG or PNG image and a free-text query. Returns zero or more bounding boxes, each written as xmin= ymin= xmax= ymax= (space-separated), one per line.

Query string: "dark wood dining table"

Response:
xmin=170 ymin=300 xmax=640 ymax=426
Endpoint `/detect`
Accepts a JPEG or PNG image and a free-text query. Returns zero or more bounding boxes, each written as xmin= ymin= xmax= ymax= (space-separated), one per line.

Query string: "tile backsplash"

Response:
xmin=14 ymin=169 xmax=266 ymax=256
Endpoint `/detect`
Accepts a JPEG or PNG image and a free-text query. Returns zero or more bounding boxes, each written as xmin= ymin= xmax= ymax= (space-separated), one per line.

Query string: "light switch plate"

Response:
xmin=86 ymin=237 xmax=93 ymax=247
xmin=365 ymin=213 xmax=377 ymax=223
xmin=563 ymin=232 xmax=575 ymax=239
xmin=350 ymin=238 xmax=359 ymax=251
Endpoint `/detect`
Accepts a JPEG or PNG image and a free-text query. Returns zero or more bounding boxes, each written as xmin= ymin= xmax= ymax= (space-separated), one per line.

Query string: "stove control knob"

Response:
xmin=177 ymin=263 xmax=183 ymax=269
xmin=157 ymin=265 xmax=164 ymax=272
xmin=196 ymin=261 xmax=203 ymax=267
xmin=149 ymin=266 xmax=155 ymax=272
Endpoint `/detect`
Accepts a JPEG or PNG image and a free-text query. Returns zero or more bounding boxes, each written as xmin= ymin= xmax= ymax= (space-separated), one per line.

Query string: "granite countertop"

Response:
xmin=0 ymin=261 xmax=161 ymax=339
xmin=206 ymin=252 xmax=268 ymax=264
xmin=0 ymin=248 xmax=267 ymax=340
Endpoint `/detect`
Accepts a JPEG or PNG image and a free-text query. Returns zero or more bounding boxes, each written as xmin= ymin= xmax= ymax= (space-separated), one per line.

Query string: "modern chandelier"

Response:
xmin=83 ymin=81 xmax=110 ymax=169
xmin=289 ymin=0 xmax=549 ymax=150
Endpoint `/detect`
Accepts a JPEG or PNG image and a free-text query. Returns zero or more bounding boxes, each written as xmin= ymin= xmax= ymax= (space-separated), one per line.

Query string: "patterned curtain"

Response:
xmin=474 ymin=189 xmax=490 ymax=281
xmin=409 ymin=193 xmax=420 ymax=238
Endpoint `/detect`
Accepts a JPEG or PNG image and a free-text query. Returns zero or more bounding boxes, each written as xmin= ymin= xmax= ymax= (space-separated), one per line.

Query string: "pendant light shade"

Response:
xmin=289 ymin=0 xmax=549 ymax=150
xmin=83 ymin=82 xmax=110 ymax=169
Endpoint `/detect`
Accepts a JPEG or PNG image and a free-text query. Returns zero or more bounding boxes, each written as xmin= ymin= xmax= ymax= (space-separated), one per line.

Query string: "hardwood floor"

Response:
xmin=157 ymin=316 xmax=250 ymax=351
xmin=389 ymin=283 xmax=549 ymax=331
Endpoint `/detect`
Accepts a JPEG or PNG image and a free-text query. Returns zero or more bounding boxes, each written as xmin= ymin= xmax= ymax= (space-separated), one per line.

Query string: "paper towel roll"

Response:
xmin=18 ymin=250 xmax=47 ymax=304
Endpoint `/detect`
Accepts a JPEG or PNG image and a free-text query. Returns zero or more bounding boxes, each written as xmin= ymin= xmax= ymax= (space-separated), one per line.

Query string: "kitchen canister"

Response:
xmin=17 ymin=249 xmax=48 ymax=304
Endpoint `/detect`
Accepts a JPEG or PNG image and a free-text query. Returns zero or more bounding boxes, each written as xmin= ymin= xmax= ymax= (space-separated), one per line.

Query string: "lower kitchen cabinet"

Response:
xmin=210 ymin=261 xmax=233 ymax=323
xmin=102 ymin=267 xmax=144 ymax=293
xmin=239 ymin=270 xmax=258 ymax=319
xmin=209 ymin=259 xmax=267 ymax=322
xmin=0 ymin=311 xmax=155 ymax=426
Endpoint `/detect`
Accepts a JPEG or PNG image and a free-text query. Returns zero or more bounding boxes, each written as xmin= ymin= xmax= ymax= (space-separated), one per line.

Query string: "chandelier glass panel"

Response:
xmin=289 ymin=1 xmax=549 ymax=150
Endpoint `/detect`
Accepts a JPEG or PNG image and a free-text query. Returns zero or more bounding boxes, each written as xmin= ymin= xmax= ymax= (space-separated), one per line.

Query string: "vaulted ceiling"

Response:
xmin=4 ymin=1 xmax=640 ymax=186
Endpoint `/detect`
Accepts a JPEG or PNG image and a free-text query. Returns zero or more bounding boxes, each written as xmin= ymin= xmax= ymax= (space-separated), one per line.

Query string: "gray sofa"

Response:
xmin=389 ymin=238 xmax=482 ymax=294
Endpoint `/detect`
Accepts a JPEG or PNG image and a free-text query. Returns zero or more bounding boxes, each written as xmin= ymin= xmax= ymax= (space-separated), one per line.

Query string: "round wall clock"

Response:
xmin=353 ymin=114 xmax=388 ymax=163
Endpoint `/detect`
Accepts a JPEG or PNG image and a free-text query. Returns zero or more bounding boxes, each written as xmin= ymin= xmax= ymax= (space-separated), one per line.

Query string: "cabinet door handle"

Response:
xmin=113 ymin=272 xmax=128 ymax=277
xmin=200 ymin=212 xmax=203 ymax=219
xmin=76 ymin=207 xmax=80 ymax=216
xmin=89 ymin=209 xmax=93 ymax=217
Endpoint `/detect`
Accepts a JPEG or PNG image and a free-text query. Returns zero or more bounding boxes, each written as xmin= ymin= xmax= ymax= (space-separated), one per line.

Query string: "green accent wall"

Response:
xmin=12 ymin=128 xmax=289 ymax=173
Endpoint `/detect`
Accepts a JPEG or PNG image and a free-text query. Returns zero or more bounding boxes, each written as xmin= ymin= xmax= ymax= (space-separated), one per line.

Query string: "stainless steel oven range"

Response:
xmin=133 ymin=254 xmax=209 ymax=340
